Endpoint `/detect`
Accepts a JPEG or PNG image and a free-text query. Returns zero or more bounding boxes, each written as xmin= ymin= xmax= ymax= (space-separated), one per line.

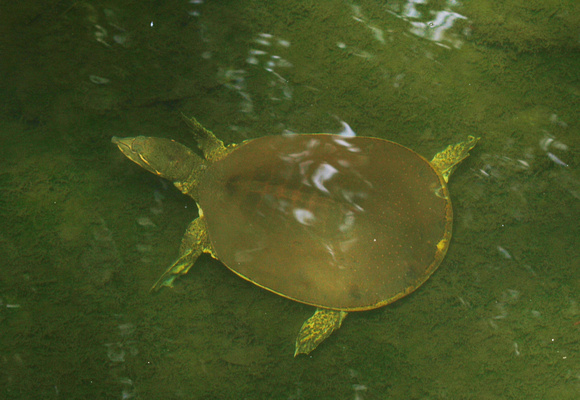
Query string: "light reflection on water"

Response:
xmin=388 ymin=0 xmax=469 ymax=49
xmin=215 ymin=32 xmax=294 ymax=116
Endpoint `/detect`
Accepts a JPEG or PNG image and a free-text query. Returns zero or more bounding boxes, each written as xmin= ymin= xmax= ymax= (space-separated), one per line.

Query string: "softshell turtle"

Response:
xmin=112 ymin=116 xmax=479 ymax=356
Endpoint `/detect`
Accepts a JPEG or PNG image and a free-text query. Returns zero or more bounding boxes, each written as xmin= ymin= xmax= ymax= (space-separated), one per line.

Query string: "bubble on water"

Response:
xmin=497 ymin=246 xmax=512 ymax=259
xmin=105 ymin=343 xmax=125 ymax=362
xmin=136 ymin=217 xmax=156 ymax=227
xmin=119 ymin=323 xmax=136 ymax=337
xmin=136 ymin=243 xmax=151 ymax=253
xmin=89 ymin=75 xmax=111 ymax=85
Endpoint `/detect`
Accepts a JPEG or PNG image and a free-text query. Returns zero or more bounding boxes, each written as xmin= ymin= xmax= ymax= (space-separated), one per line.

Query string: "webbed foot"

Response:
xmin=294 ymin=308 xmax=348 ymax=356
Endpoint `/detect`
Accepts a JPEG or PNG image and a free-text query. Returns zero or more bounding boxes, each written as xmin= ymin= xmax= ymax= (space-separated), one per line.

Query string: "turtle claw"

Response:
xmin=150 ymin=276 xmax=176 ymax=292
xmin=295 ymin=308 xmax=348 ymax=356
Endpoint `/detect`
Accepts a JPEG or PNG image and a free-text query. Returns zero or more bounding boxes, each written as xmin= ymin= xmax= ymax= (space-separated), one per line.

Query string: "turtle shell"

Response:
xmin=198 ymin=134 xmax=452 ymax=311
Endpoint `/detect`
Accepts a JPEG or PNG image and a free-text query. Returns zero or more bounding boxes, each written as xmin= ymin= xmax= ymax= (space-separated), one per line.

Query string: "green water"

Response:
xmin=1 ymin=1 xmax=578 ymax=399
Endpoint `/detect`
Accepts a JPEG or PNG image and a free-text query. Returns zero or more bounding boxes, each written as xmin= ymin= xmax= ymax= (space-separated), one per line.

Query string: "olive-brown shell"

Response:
xmin=198 ymin=134 xmax=452 ymax=311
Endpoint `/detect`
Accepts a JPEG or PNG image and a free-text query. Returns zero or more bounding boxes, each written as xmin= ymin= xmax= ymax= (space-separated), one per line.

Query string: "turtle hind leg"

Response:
xmin=151 ymin=216 xmax=214 ymax=291
xmin=294 ymin=308 xmax=348 ymax=356
xmin=430 ymin=136 xmax=480 ymax=183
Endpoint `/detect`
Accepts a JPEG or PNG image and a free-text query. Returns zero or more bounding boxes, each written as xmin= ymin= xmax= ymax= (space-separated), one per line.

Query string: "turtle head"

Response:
xmin=112 ymin=136 xmax=207 ymax=196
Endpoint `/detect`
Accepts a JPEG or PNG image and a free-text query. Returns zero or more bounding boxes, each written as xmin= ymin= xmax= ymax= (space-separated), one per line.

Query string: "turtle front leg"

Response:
xmin=294 ymin=308 xmax=348 ymax=356
xmin=151 ymin=216 xmax=215 ymax=291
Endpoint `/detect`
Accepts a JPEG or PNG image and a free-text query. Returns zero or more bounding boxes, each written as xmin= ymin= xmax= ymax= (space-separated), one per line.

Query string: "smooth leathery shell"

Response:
xmin=198 ymin=134 xmax=452 ymax=311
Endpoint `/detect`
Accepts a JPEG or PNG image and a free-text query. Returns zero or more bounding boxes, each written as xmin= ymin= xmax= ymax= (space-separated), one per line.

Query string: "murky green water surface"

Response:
xmin=1 ymin=1 xmax=578 ymax=399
